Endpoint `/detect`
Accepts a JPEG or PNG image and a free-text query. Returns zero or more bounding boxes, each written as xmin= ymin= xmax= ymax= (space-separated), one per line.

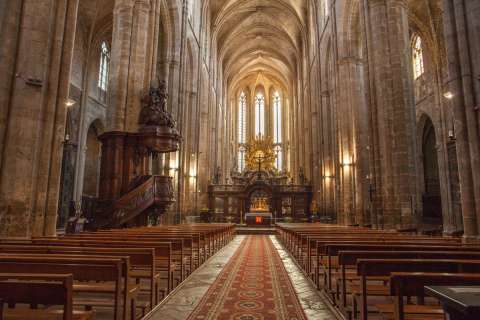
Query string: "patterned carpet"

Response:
xmin=187 ymin=235 xmax=307 ymax=320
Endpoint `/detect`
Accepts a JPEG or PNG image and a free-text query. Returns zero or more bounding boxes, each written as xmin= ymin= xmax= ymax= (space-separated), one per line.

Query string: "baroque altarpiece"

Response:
xmin=208 ymin=137 xmax=312 ymax=223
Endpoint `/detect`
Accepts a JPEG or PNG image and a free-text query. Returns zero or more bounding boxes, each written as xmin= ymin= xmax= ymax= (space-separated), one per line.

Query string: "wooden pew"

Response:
xmin=0 ymin=245 xmax=157 ymax=310
xmin=383 ymin=273 xmax=480 ymax=320
xmin=0 ymin=224 xmax=235 ymax=318
xmin=356 ymin=259 xmax=480 ymax=320
xmin=57 ymin=235 xmax=186 ymax=284
xmin=0 ymin=273 xmax=94 ymax=320
xmin=0 ymin=255 xmax=131 ymax=320
xmin=335 ymin=251 xmax=480 ymax=311
xmin=319 ymin=242 xmax=475 ymax=290
xmin=275 ymin=223 xmax=480 ymax=320
xmin=30 ymin=239 xmax=174 ymax=295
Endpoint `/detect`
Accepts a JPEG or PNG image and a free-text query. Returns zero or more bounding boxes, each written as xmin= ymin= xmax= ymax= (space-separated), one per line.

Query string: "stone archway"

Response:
xmin=419 ymin=116 xmax=443 ymax=228
xmin=83 ymin=120 xmax=104 ymax=198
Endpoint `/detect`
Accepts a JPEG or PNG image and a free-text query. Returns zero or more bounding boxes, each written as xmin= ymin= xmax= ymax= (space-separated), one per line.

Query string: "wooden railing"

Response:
xmin=97 ymin=175 xmax=173 ymax=228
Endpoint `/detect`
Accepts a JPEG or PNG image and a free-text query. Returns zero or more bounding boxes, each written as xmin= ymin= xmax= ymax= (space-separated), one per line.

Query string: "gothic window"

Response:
xmin=273 ymin=92 xmax=283 ymax=170
xmin=255 ymin=93 xmax=265 ymax=137
xmin=238 ymin=92 xmax=246 ymax=144
xmin=98 ymin=41 xmax=110 ymax=102
xmin=273 ymin=92 xmax=282 ymax=144
xmin=412 ymin=35 xmax=425 ymax=79
xmin=238 ymin=92 xmax=247 ymax=172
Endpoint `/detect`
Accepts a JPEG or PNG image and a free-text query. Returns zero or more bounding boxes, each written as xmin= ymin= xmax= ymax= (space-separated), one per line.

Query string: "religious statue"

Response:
xmin=299 ymin=167 xmax=307 ymax=185
xmin=230 ymin=157 xmax=239 ymax=177
xmin=139 ymin=80 xmax=176 ymax=129
xmin=212 ymin=166 xmax=222 ymax=184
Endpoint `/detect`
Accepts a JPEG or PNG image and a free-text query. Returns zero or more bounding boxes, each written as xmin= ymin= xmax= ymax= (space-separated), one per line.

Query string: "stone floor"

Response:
xmin=144 ymin=235 xmax=337 ymax=320
xmin=269 ymin=235 xmax=337 ymax=320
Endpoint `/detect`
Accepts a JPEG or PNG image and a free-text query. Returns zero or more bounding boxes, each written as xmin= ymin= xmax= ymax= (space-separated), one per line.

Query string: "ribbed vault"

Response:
xmin=209 ymin=0 xmax=307 ymax=95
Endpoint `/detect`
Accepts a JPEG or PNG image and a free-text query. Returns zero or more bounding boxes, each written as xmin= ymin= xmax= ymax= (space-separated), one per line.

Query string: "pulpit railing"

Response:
xmin=96 ymin=175 xmax=173 ymax=228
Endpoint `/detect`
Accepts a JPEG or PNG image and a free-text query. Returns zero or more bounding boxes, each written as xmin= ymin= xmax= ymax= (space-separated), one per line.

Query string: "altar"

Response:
xmin=207 ymin=137 xmax=313 ymax=224
xmin=245 ymin=212 xmax=272 ymax=226
xmin=245 ymin=197 xmax=273 ymax=226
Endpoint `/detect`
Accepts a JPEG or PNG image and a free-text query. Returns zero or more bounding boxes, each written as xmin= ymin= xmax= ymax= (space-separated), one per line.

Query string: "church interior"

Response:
xmin=1 ymin=0 xmax=480 ymax=319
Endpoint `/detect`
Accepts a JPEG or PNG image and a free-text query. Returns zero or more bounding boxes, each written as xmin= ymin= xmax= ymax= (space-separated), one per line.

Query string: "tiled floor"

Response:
xmin=145 ymin=235 xmax=337 ymax=320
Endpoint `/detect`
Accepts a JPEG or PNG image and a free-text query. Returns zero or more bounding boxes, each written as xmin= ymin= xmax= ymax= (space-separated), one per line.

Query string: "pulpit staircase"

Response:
xmin=91 ymin=175 xmax=173 ymax=229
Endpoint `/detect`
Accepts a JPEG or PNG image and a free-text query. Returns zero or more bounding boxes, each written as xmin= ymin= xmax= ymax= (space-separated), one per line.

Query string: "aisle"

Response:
xmin=146 ymin=235 xmax=336 ymax=320
xmin=187 ymin=235 xmax=307 ymax=320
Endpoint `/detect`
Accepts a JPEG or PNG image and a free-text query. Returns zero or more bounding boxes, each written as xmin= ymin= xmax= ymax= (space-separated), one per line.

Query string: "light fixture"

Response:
xmin=66 ymin=99 xmax=76 ymax=107
xmin=323 ymin=171 xmax=334 ymax=179
xmin=341 ymin=155 xmax=354 ymax=167
xmin=448 ymin=130 xmax=455 ymax=140
xmin=443 ymin=91 xmax=454 ymax=99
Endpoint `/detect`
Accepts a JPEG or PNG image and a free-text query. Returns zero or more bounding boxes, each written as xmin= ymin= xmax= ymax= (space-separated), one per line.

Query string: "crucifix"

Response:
xmin=254 ymin=151 xmax=267 ymax=179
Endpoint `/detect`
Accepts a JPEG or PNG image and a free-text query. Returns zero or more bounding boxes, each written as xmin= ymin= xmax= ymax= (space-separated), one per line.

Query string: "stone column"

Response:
xmin=0 ymin=0 xmax=79 ymax=237
xmin=108 ymin=0 xmax=134 ymax=131
xmin=368 ymin=0 xmax=418 ymax=229
xmin=442 ymin=0 xmax=480 ymax=239
xmin=337 ymin=58 xmax=358 ymax=225
xmin=0 ymin=1 xmax=23 ymax=166
xmin=108 ymin=0 xmax=151 ymax=132
xmin=125 ymin=0 xmax=151 ymax=131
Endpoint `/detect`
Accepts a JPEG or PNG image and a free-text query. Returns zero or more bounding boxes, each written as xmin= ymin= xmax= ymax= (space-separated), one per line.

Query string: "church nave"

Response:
xmin=1 ymin=0 xmax=480 ymax=319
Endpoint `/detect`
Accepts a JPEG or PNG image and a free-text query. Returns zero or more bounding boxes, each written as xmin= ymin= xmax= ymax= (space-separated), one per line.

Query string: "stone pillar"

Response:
xmin=368 ymin=0 xmax=418 ymax=229
xmin=108 ymin=0 xmax=151 ymax=132
xmin=0 ymin=0 xmax=79 ymax=237
xmin=126 ymin=0 xmax=151 ymax=131
xmin=0 ymin=1 xmax=23 ymax=166
xmin=442 ymin=0 xmax=480 ymax=239
xmin=337 ymin=58 xmax=357 ymax=225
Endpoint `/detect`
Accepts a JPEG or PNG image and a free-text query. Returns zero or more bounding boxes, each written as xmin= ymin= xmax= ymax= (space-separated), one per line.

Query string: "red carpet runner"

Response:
xmin=188 ymin=235 xmax=307 ymax=320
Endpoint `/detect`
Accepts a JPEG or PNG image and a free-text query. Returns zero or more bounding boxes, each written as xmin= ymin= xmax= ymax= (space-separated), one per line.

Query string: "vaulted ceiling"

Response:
xmin=209 ymin=0 xmax=307 ymax=94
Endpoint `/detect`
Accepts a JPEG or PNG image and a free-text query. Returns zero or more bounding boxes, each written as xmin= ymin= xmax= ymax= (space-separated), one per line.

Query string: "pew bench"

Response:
xmin=355 ymin=259 xmax=480 ymax=320
xmin=0 ymin=273 xmax=94 ymax=320
xmin=376 ymin=273 xmax=480 ymax=320
xmin=0 ymin=254 xmax=133 ymax=320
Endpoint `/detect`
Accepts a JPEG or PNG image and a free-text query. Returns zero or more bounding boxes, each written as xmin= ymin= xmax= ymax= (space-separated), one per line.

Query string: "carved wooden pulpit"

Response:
xmin=91 ymin=81 xmax=181 ymax=229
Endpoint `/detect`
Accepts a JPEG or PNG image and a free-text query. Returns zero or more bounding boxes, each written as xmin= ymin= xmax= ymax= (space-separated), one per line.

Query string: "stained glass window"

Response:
xmin=413 ymin=36 xmax=425 ymax=79
xmin=255 ymin=93 xmax=265 ymax=137
xmin=98 ymin=42 xmax=110 ymax=102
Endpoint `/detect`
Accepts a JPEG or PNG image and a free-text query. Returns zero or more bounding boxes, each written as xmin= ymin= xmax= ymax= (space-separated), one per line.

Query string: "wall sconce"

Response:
xmin=443 ymin=91 xmax=454 ymax=99
xmin=189 ymin=168 xmax=197 ymax=179
xmin=341 ymin=155 xmax=354 ymax=167
xmin=65 ymin=99 xmax=76 ymax=107
xmin=448 ymin=130 xmax=456 ymax=140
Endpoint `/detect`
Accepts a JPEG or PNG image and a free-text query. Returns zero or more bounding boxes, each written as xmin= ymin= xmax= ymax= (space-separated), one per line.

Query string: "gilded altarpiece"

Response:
xmin=208 ymin=137 xmax=312 ymax=223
